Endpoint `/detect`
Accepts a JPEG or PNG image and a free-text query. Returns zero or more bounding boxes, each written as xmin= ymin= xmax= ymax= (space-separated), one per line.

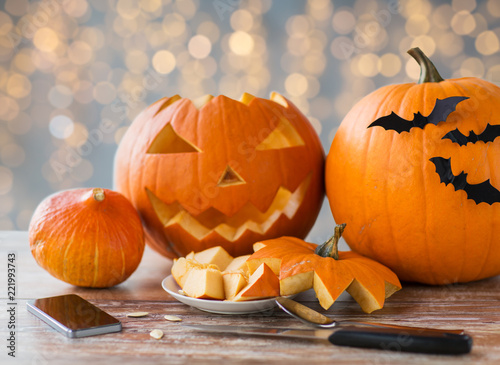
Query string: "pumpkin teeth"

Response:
xmin=146 ymin=174 xmax=312 ymax=242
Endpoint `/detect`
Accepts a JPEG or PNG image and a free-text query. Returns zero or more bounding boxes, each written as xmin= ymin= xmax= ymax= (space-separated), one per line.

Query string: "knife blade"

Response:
xmin=183 ymin=324 xmax=473 ymax=355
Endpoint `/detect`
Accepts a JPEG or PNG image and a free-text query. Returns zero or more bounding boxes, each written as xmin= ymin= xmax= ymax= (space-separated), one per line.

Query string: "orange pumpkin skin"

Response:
xmin=326 ymin=51 xmax=500 ymax=285
xmin=29 ymin=188 xmax=145 ymax=288
xmin=114 ymin=93 xmax=325 ymax=259
xmin=247 ymin=227 xmax=401 ymax=312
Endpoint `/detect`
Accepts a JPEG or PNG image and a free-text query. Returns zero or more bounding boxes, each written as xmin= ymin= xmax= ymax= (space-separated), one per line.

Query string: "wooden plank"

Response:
xmin=1 ymin=231 xmax=500 ymax=363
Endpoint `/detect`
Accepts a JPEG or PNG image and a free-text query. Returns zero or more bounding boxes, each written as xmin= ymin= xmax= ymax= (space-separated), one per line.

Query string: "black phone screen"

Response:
xmin=28 ymin=294 xmax=121 ymax=337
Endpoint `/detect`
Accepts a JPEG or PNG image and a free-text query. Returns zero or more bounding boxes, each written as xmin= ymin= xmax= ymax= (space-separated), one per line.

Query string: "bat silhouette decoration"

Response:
xmin=368 ymin=96 xmax=469 ymax=133
xmin=442 ymin=123 xmax=500 ymax=146
xmin=430 ymin=157 xmax=500 ymax=205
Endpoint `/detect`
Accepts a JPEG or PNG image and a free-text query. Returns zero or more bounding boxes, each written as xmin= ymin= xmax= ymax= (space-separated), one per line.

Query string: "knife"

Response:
xmin=183 ymin=324 xmax=473 ymax=355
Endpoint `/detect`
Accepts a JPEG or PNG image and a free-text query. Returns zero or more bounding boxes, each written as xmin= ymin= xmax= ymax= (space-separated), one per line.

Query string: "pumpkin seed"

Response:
xmin=164 ymin=315 xmax=182 ymax=322
xmin=126 ymin=312 xmax=149 ymax=318
xmin=150 ymin=329 xmax=163 ymax=340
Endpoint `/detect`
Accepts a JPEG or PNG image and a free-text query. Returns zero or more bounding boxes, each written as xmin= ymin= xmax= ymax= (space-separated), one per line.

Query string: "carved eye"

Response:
xmin=147 ymin=123 xmax=201 ymax=154
xmin=256 ymin=117 xmax=305 ymax=150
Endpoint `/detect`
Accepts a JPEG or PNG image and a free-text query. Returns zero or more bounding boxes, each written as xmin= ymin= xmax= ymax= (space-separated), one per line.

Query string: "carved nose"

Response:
xmin=217 ymin=165 xmax=246 ymax=187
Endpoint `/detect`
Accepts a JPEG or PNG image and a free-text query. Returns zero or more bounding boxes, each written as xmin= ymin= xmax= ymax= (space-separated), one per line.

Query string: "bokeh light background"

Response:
xmin=1 ymin=0 xmax=500 ymax=242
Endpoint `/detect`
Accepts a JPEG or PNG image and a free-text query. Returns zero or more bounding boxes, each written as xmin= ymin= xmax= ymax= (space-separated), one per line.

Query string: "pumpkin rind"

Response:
xmin=114 ymin=93 xmax=325 ymax=258
xmin=326 ymin=49 xmax=500 ymax=285
xmin=29 ymin=188 xmax=145 ymax=288
xmin=247 ymin=235 xmax=401 ymax=313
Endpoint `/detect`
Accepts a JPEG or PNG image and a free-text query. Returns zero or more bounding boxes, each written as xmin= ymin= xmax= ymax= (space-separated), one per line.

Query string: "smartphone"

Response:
xmin=27 ymin=294 xmax=122 ymax=338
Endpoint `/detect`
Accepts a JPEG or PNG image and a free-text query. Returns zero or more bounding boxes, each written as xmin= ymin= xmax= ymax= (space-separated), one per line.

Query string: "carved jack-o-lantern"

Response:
xmin=114 ymin=92 xmax=324 ymax=259
xmin=326 ymin=48 xmax=500 ymax=285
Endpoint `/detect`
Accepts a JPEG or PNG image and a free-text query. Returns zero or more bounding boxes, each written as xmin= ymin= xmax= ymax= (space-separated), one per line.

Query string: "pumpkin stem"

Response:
xmin=314 ymin=223 xmax=346 ymax=259
xmin=407 ymin=47 xmax=444 ymax=84
xmin=92 ymin=188 xmax=105 ymax=202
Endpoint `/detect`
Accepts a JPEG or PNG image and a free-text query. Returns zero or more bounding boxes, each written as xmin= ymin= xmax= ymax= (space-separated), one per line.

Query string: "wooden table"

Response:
xmin=1 ymin=230 xmax=499 ymax=364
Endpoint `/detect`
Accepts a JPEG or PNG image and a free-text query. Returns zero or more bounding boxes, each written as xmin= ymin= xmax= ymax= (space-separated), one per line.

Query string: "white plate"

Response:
xmin=162 ymin=275 xmax=287 ymax=314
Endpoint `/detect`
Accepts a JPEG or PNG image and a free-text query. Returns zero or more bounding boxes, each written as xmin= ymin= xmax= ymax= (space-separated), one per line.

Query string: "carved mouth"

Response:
xmin=146 ymin=174 xmax=311 ymax=241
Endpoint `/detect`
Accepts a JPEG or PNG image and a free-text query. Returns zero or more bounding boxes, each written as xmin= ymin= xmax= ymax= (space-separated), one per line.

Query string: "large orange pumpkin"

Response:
xmin=29 ymin=188 xmax=145 ymax=287
xmin=114 ymin=92 xmax=324 ymax=259
xmin=326 ymin=48 xmax=500 ymax=285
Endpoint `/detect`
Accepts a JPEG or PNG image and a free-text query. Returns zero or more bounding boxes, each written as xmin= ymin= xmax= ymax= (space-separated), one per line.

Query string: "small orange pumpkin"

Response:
xmin=29 ymin=188 xmax=145 ymax=288
xmin=326 ymin=48 xmax=500 ymax=285
xmin=114 ymin=92 xmax=325 ymax=259
xmin=247 ymin=224 xmax=401 ymax=313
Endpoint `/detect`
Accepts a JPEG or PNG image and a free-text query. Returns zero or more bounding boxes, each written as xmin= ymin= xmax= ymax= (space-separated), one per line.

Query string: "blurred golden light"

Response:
xmin=49 ymin=115 xmax=74 ymax=139
xmin=13 ymin=51 xmax=36 ymax=74
xmin=475 ymin=31 xmax=500 ymax=55
xmin=48 ymin=85 xmax=73 ymax=109
xmin=7 ymin=112 xmax=31 ymax=135
xmin=286 ymin=15 xmax=310 ymax=36
xmin=4 ymin=0 xmax=28 ymax=16
xmin=141 ymin=0 xmax=163 ymax=13
xmin=470 ymin=14 xmax=488 ymax=37
xmin=93 ymin=81 xmax=117 ymax=104
xmin=175 ymin=0 xmax=196 ymax=19
xmin=33 ymin=28 xmax=60 ymax=52
xmin=1 ymin=143 xmax=25 ymax=167
xmin=6 ymin=73 xmax=31 ymax=98
xmin=307 ymin=116 xmax=322 ymax=135
xmin=152 ymin=50 xmax=176 ymax=74
xmin=405 ymin=58 xmax=421 ymax=80
xmin=285 ymin=73 xmax=308 ymax=96
xmin=197 ymin=21 xmax=220 ymax=43
xmin=162 ymin=13 xmax=186 ymax=37
xmin=16 ymin=209 xmax=33 ymax=230
xmin=303 ymin=52 xmax=327 ymax=75
xmin=68 ymin=41 xmax=93 ymax=65
xmin=358 ymin=53 xmax=379 ymax=77
xmin=432 ymin=4 xmax=453 ymax=29
xmin=79 ymin=27 xmax=105 ymax=49
xmin=487 ymin=0 xmax=500 ymax=17
xmin=378 ymin=53 xmax=402 ymax=77
xmin=0 ymin=194 xmax=14 ymax=215
xmin=437 ymin=32 xmax=464 ymax=56
xmin=460 ymin=57 xmax=485 ymax=77
xmin=0 ymin=95 xmax=19 ymax=121
xmin=332 ymin=10 xmax=356 ymax=35
xmin=0 ymin=166 xmax=13 ymax=195
xmin=63 ymin=0 xmax=89 ymax=18
xmin=231 ymin=9 xmax=254 ymax=31
xmin=125 ymin=49 xmax=149 ymax=73
xmin=452 ymin=0 xmax=476 ymax=12
xmin=406 ymin=15 xmax=430 ymax=36
xmin=117 ymin=0 xmax=141 ymax=19
xmin=70 ymin=159 xmax=94 ymax=182
xmin=113 ymin=16 xmax=138 ymax=37
xmin=307 ymin=0 xmax=333 ymax=21
xmin=451 ymin=11 xmax=476 ymax=35
xmin=0 ymin=11 xmax=13 ymax=35
xmin=411 ymin=35 xmax=436 ymax=56
xmin=114 ymin=126 xmax=129 ymax=145
xmin=188 ymin=34 xmax=212 ymax=59
xmin=287 ymin=34 xmax=311 ymax=56
xmin=74 ymin=80 xmax=94 ymax=104
xmin=229 ymin=31 xmax=254 ymax=55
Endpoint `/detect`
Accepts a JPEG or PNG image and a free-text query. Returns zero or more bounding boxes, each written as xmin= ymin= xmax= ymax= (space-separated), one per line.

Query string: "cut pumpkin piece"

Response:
xmin=171 ymin=257 xmax=205 ymax=288
xmin=247 ymin=224 xmax=402 ymax=312
xmin=191 ymin=246 xmax=233 ymax=271
xmin=224 ymin=254 xmax=251 ymax=274
xmin=182 ymin=266 xmax=225 ymax=300
xmin=232 ymin=263 xmax=279 ymax=302
xmin=222 ymin=271 xmax=247 ymax=300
